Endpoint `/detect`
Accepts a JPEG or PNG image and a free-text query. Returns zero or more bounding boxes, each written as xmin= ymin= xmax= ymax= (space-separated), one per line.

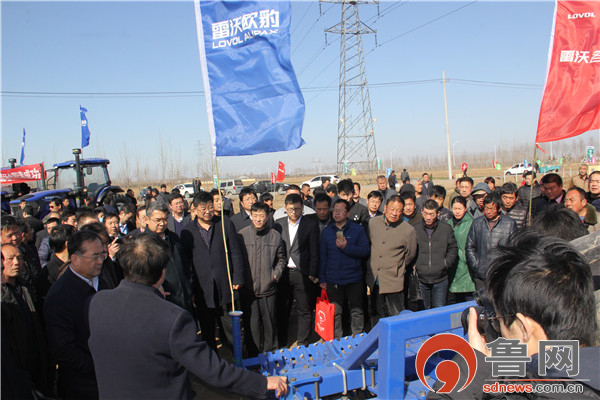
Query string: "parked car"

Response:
xmin=301 ymin=175 xmax=340 ymax=189
xmin=504 ymin=163 xmax=533 ymax=177
xmin=173 ymin=183 xmax=195 ymax=199
xmin=247 ymin=180 xmax=289 ymax=194
xmin=219 ymin=179 xmax=244 ymax=196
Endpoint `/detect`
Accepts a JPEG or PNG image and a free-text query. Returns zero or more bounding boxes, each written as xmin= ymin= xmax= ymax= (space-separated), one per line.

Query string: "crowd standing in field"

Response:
xmin=1 ymin=166 xmax=599 ymax=399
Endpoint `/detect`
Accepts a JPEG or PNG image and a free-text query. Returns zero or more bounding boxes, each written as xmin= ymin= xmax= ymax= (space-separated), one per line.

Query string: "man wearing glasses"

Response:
xmin=44 ymin=230 xmax=107 ymax=400
xmin=274 ymin=193 xmax=319 ymax=347
xmin=143 ymin=201 xmax=194 ymax=315
xmin=180 ymin=191 xmax=244 ymax=353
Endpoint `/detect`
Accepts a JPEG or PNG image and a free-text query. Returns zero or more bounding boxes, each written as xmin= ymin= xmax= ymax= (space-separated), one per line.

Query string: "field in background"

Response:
xmin=126 ymin=161 xmax=597 ymax=211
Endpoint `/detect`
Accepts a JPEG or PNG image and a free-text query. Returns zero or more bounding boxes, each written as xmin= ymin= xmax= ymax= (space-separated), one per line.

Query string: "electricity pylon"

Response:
xmin=324 ymin=0 xmax=379 ymax=182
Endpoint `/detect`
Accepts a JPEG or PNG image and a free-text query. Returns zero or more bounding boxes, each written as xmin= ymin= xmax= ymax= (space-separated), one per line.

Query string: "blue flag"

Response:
xmin=194 ymin=0 xmax=305 ymax=157
xmin=80 ymin=106 xmax=91 ymax=148
xmin=19 ymin=129 xmax=26 ymax=165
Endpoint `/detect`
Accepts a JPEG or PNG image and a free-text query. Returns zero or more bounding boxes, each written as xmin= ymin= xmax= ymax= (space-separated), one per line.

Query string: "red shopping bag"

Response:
xmin=315 ymin=289 xmax=335 ymax=341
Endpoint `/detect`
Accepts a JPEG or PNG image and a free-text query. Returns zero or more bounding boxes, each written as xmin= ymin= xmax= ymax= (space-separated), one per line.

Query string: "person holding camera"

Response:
xmin=427 ymin=230 xmax=600 ymax=399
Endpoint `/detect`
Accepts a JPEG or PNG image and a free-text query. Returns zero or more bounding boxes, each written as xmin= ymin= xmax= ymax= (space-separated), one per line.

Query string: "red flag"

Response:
xmin=535 ymin=1 xmax=600 ymax=143
xmin=276 ymin=161 xmax=285 ymax=182
xmin=271 ymin=172 xmax=276 ymax=184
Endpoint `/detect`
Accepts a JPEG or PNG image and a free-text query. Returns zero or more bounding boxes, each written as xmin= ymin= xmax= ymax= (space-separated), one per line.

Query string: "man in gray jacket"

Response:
xmin=466 ymin=193 xmax=518 ymax=290
xmin=238 ymin=202 xmax=286 ymax=352
xmin=368 ymin=195 xmax=417 ymax=321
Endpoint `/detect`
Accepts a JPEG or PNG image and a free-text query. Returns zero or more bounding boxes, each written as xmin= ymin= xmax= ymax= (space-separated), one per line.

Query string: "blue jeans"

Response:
xmin=419 ymin=280 xmax=448 ymax=309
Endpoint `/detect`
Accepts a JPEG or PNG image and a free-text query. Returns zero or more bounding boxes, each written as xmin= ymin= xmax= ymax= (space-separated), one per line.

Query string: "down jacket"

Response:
xmin=465 ymin=214 xmax=518 ymax=281
xmin=238 ymin=225 xmax=286 ymax=297
xmin=413 ymin=221 xmax=458 ymax=284
xmin=320 ymin=221 xmax=370 ymax=286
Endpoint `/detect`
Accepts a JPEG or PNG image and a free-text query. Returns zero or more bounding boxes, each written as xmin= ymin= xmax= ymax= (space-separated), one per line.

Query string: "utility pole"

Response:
xmin=442 ymin=71 xmax=452 ymax=180
xmin=323 ymin=0 xmax=378 ymax=183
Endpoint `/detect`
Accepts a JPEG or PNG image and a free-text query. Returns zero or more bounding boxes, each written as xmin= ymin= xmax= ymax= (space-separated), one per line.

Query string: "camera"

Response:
xmin=460 ymin=288 xmax=500 ymax=342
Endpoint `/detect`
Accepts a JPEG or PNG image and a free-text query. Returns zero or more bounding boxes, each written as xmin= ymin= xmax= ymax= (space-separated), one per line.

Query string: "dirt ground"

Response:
xmin=127 ymin=162 xmax=592 ymax=211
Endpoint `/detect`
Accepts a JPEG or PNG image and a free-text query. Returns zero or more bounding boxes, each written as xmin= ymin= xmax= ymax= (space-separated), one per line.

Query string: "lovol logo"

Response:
xmin=415 ymin=334 xmax=478 ymax=393
xmin=568 ymin=12 xmax=596 ymax=19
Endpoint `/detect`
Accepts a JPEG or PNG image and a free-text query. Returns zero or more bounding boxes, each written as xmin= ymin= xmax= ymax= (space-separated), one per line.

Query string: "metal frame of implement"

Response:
xmin=244 ymin=301 xmax=476 ymax=399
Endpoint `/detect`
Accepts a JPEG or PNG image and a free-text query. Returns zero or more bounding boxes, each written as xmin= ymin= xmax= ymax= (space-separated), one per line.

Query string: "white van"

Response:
xmin=219 ymin=179 xmax=244 ymax=196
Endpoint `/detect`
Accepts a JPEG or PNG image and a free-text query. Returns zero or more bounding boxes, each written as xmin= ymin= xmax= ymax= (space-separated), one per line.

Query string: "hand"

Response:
xmin=308 ymin=276 xmax=319 ymax=284
xmin=366 ymin=286 xmax=371 ymax=296
xmin=266 ymin=376 xmax=288 ymax=397
xmin=158 ymin=285 xmax=170 ymax=298
xmin=108 ymin=239 xmax=120 ymax=259
xmin=335 ymin=236 xmax=347 ymax=250
xmin=467 ymin=307 xmax=490 ymax=356
xmin=319 ymin=283 xmax=327 ymax=289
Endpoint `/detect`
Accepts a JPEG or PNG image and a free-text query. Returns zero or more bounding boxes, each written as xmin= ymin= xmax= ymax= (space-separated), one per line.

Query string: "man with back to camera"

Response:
xmin=427 ymin=230 xmax=599 ymax=399
xmin=88 ymin=234 xmax=288 ymax=400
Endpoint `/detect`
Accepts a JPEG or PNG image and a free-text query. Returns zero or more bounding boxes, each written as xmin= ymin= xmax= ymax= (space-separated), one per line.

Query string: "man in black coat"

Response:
xmin=180 ymin=192 xmax=245 ymax=351
xmin=144 ymin=201 xmax=194 ymax=314
xmin=274 ymin=193 xmax=320 ymax=347
xmin=87 ymin=234 xmax=287 ymax=400
xmin=533 ymin=173 xmax=566 ymax=216
xmin=44 ymin=230 xmax=107 ymax=400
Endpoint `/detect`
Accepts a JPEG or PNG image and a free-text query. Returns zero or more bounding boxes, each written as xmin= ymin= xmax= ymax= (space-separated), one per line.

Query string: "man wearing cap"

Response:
xmin=468 ymin=182 xmax=491 ymax=219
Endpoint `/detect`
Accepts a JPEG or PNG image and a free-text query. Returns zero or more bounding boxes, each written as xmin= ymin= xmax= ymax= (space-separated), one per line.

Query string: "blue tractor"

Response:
xmin=8 ymin=148 xmax=123 ymax=217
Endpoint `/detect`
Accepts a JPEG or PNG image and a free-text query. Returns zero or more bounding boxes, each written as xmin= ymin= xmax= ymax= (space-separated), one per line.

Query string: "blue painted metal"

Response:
xmin=230 ymin=311 xmax=243 ymax=367
xmin=52 ymin=158 xmax=110 ymax=168
xmin=247 ymin=301 xmax=476 ymax=399
xmin=9 ymin=189 xmax=72 ymax=205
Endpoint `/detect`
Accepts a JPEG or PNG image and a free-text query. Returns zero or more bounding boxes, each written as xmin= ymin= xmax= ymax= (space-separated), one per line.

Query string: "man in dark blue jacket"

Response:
xmin=88 ymin=234 xmax=287 ymax=400
xmin=44 ymin=230 xmax=107 ymax=400
xmin=319 ymin=199 xmax=370 ymax=339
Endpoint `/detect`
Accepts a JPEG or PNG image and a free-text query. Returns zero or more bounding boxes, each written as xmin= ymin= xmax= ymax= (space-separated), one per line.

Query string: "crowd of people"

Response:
xmin=1 ymin=164 xmax=599 ymax=399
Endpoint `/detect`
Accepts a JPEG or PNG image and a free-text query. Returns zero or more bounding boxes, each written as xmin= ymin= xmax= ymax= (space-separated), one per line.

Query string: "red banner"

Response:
xmin=535 ymin=1 xmax=600 ymax=143
xmin=0 ymin=163 xmax=44 ymax=185
xmin=276 ymin=161 xmax=285 ymax=182
xmin=271 ymin=172 xmax=276 ymax=184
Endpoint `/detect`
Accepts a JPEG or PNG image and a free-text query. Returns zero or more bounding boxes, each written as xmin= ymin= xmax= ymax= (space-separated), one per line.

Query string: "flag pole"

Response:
xmin=213 ymin=156 xmax=236 ymax=311
xmin=213 ymin=156 xmax=243 ymax=366
xmin=527 ymin=144 xmax=538 ymax=226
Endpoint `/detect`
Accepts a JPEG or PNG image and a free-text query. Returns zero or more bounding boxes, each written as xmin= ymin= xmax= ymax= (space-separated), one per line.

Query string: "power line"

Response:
xmin=291 ymin=3 xmax=336 ymax=57
xmin=0 ymin=78 xmax=542 ymax=98
xmin=367 ymin=1 xmax=479 ymax=55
